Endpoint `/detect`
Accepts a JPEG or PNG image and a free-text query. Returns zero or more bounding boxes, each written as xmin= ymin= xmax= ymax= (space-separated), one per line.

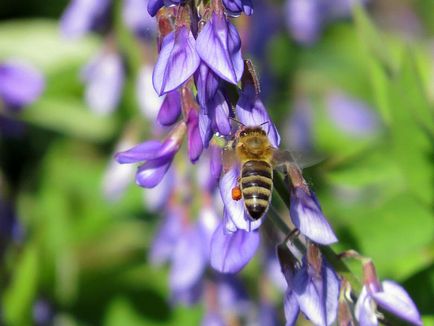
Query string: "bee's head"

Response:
xmin=238 ymin=126 xmax=266 ymax=138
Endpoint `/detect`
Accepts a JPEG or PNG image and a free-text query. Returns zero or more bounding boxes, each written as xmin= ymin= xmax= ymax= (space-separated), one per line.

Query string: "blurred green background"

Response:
xmin=0 ymin=0 xmax=433 ymax=325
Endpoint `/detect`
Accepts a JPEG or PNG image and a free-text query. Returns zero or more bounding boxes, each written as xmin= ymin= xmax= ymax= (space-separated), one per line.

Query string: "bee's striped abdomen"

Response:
xmin=241 ymin=160 xmax=273 ymax=220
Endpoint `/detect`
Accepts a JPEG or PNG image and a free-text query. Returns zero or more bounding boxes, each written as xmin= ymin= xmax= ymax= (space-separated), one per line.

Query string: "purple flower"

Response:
xmin=258 ymin=302 xmax=280 ymax=326
xmin=210 ymin=221 xmax=260 ymax=273
xmin=82 ymin=51 xmax=124 ymax=115
xmin=0 ymin=62 xmax=44 ymax=111
xmin=157 ymin=90 xmax=181 ymax=126
xmin=209 ymin=90 xmax=232 ymax=136
xmin=136 ymin=65 xmax=164 ymax=120
xmin=292 ymin=259 xmax=340 ymax=326
xmin=60 ymin=0 xmax=111 ymax=38
xmin=285 ymin=0 xmax=323 ymax=45
xmin=196 ymin=12 xmax=244 ymax=85
xmin=326 ymin=92 xmax=380 ymax=137
xmin=153 ymin=26 xmax=200 ymax=95
xmin=290 ymin=186 xmax=337 ymax=245
xmin=235 ymin=84 xmax=280 ymax=147
xmin=355 ymin=281 xmax=422 ymax=326
xmin=216 ymin=275 xmax=250 ymax=314
xmin=279 ymin=247 xmax=340 ymax=326
xmin=187 ymin=109 xmax=203 ymax=163
xmin=123 ymin=0 xmax=156 ymax=38
xmin=222 ymin=0 xmax=254 ymax=16
xmin=33 ymin=299 xmax=54 ymax=326
xmin=115 ymin=122 xmax=186 ymax=188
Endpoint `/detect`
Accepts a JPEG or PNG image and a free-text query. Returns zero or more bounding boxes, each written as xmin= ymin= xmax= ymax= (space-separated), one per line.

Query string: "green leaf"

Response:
xmin=0 ymin=19 xmax=98 ymax=74
xmin=21 ymin=97 xmax=119 ymax=142
xmin=2 ymin=245 xmax=39 ymax=325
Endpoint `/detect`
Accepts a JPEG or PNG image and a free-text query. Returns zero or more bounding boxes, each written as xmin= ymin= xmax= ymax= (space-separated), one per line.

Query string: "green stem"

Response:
xmin=272 ymin=173 xmax=362 ymax=294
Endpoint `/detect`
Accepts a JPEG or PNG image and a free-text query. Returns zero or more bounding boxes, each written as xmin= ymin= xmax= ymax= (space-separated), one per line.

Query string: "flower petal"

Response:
xmin=170 ymin=226 xmax=207 ymax=293
xmin=372 ymin=281 xmax=422 ymax=326
xmin=354 ymin=286 xmax=378 ymax=326
xmin=0 ymin=62 xmax=44 ymax=110
xmin=199 ymin=109 xmax=213 ymax=148
xmin=210 ymin=222 xmax=260 ymax=273
xmin=236 ymin=84 xmax=280 ymax=147
xmin=290 ymin=187 xmax=337 ymax=245
xmin=115 ymin=140 xmax=163 ymax=163
xmin=149 ymin=210 xmax=183 ymax=265
xmin=157 ymin=90 xmax=181 ymax=126
xmin=60 ymin=0 xmax=111 ymax=38
xmin=195 ymin=62 xmax=220 ymax=109
xmin=326 ymin=92 xmax=380 ymax=137
xmin=123 ymin=0 xmax=156 ymax=38
xmin=153 ymin=26 xmax=200 ymax=95
xmin=187 ymin=109 xmax=204 ymax=163
xmin=202 ymin=312 xmax=225 ymax=326
xmin=147 ymin=0 xmax=164 ymax=16
xmin=293 ymin=261 xmax=340 ymax=326
xmin=284 ymin=290 xmax=300 ymax=326
xmin=136 ymin=157 xmax=173 ymax=188
xmin=210 ymin=91 xmax=232 ymax=136
xmin=136 ymin=65 xmax=163 ymax=120
xmin=196 ymin=13 xmax=243 ymax=84
xmin=82 ymin=52 xmax=124 ymax=115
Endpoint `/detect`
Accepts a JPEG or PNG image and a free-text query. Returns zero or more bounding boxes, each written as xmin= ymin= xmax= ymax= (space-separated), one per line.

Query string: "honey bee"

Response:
xmin=223 ymin=124 xmax=316 ymax=221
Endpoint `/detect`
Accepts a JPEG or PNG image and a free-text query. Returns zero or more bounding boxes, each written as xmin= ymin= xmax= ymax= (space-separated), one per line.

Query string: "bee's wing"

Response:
xmin=272 ymin=149 xmax=324 ymax=171
xmin=222 ymin=141 xmax=239 ymax=174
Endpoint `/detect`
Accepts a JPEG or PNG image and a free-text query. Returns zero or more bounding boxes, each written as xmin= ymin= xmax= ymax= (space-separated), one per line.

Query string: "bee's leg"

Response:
xmin=283 ymin=228 xmax=300 ymax=245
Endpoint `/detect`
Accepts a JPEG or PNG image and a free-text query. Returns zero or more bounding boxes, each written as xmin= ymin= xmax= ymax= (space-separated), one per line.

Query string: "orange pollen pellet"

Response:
xmin=232 ymin=186 xmax=242 ymax=201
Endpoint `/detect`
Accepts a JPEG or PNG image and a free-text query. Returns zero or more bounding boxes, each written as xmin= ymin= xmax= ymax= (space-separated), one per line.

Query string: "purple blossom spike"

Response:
xmin=216 ymin=275 xmax=250 ymax=314
xmin=136 ymin=65 xmax=164 ymax=120
xmin=195 ymin=63 xmax=220 ymax=109
xmin=82 ymin=51 xmax=124 ymax=115
xmin=187 ymin=109 xmax=203 ymax=163
xmin=115 ymin=122 xmax=186 ymax=188
xmin=60 ymin=0 xmax=111 ymax=38
xmin=290 ymin=186 xmax=337 ymax=245
xmin=157 ymin=90 xmax=181 ymax=126
xmin=196 ymin=12 xmax=244 ymax=85
xmin=293 ymin=259 xmax=340 ymax=326
xmin=220 ymin=166 xmax=264 ymax=232
xmin=326 ymin=92 xmax=380 ymax=137
xmin=123 ymin=0 xmax=156 ymax=38
xmin=222 ymin=0 xmax=253 ymax=16
xmin=0 ymin=62 xmax=44 ymax=111
xmin=285 ymin=97 xmax=313 ymax=151
xmin=210 ymin=222 xmax=260 ymax=273
xmin=236 ymin=84 xmax=280 ymax=147
xmin=153 ymin=26 xmax=200 ymax=95
xmin=198 ymin=207 xmax=220 ymax=259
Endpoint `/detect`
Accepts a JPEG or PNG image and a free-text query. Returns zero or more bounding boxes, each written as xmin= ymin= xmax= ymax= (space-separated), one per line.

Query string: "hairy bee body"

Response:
xmin=234 ymin=126 xmax=275 ymax=220
xmin=240 ymin=160 xmax=273 ymax=220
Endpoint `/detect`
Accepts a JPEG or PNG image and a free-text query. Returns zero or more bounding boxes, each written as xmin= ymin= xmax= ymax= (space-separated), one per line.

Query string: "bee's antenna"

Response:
xmin=230 ymin=117 xmax=245 ymax=127
xmin=259 ymin=121 xmax=269 ymax=126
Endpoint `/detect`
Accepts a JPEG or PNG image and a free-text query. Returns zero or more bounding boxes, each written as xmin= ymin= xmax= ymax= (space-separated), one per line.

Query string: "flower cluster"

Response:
xmin=106 ymin=0 xmax=423 ymax=325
